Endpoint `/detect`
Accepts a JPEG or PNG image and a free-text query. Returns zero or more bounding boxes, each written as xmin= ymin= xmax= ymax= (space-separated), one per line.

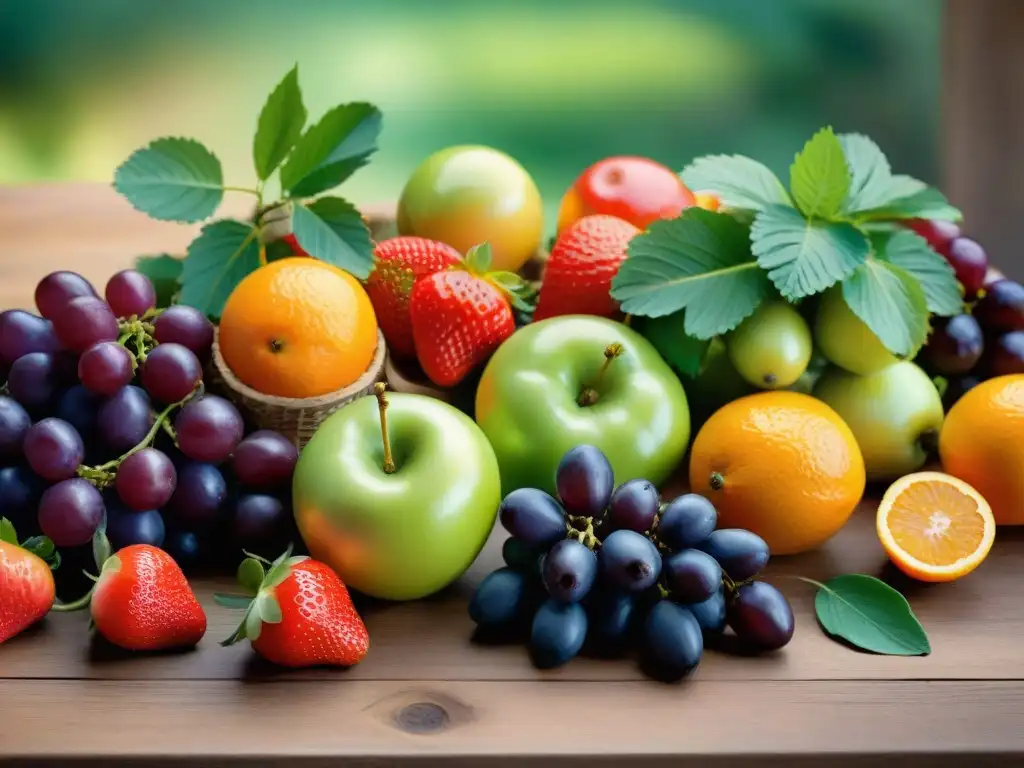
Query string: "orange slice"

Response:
xmin=877 ymin=471 xmax=995 ymax=583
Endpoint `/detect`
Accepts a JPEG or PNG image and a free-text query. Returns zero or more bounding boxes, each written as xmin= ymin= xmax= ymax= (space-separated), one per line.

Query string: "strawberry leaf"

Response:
xmin=236 ymin=557 xmax=266 ymax=597
xmin=874 ymin=230 xmax=961 ymax=316
xmin=790 ymin=126 xmax=850 ymax=219
xmin=256 ymin=592 xmax=283 ymax=624
xmin=113 ymin=138 xmax=224 ymax=223
xmin=133 ymin=254 xmax=183 ymax=309
xmin=244 ymin=603 xmax=264 ymax=642
xmin=21 ymin=535 xmax=54 ymax=561
xmin=489 ymin=270 xmax=537 ymax=313
xmin=178 ymin=220 xmax=261 ymax=320
xmin=839 ymin=133 xmax=927 ymax=215
xmin=291 ymin=198 xmax=374 ymax=279
xmin=253 ymin=65 xmax=307 ymax=181
xmin=464 ymin=242 xmax=493 ymax=274
xmin=637 ymin=312 xmax=710 ymax=378
xmin=841 ymin=259 xmax=929 ymax=357
xmin=0 ymin=518 xmax=17 ymax=546
xmin=855 ymin=187 xmax=962 ymax=223
xmin=680 ymin=155 xmax=792 ymax=213
xmin=280 ymin=102 xmax=381 ymax=197
xmin=214 ymin=593 xmax=254 ymax=610
xmin=91 ymin=529 xmax=111 ymax=573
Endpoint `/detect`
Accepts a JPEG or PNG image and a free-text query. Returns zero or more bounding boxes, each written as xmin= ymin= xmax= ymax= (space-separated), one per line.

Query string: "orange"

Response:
xmin=939 ymin=374 xmax=1024 ymax=525
xmin=688 ymin=391 xmax=866 ymax=555
xmin=876 ymin=471 xmax=995 ymax=582
xmin=218 ymin=258 xmax=378 ymax=399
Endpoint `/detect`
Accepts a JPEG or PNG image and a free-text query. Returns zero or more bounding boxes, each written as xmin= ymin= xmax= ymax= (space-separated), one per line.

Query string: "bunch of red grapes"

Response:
xmin=911 ymin=219 xmax=1024 ymax=409
xmin=0 ymin=270 xmax=300 ymax=595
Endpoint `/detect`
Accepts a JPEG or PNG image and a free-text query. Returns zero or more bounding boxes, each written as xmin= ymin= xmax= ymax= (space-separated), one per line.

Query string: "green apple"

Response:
xmin=726 ymin=301 xmax=812 ymax=389
xmin=814 ymin=287 xmax=898 ymax=374
xmin=396 ymin=145 xmax=544 ymax=273
xmin=475 ymin=315 xmax=690 ymax=495
xmin=292 ymin=388 xmax=501 ymax=601
xmin=812 ymin=361 xmax=944 ymax=481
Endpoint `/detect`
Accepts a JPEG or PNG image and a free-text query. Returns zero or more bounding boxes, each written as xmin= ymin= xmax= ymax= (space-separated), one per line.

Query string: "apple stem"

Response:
xmin=709 ymin=471 xmax=725 ymax=491
xmin=577 ymin=343 xmax=624 ymax=406
xmin=374 ymin=382 xmax=396 ymax=474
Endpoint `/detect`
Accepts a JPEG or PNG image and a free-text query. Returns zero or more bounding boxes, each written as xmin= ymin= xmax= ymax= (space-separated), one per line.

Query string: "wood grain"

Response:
xmin=1 ymin=185 xmax=1023 ymax=765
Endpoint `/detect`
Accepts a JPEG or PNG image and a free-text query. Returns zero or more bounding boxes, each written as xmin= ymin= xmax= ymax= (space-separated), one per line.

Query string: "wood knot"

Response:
xmin=394 ymin=702 xmax=449 ymax=734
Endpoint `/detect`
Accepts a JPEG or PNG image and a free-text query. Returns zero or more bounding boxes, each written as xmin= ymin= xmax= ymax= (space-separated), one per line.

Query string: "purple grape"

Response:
xmin=166 ymin=461 xmax=227 ymax=527
xmin=727 ymin=581 xmax=795 ymax=651
xmin=140 ymin=343 xmax=202 ymax=403
xmin=698 ymin=529 xmax=770 ymax=581
xmin=687 ymin=588 xmax=727 ymax=635
xmin=541 ymin=539 xmax=597 ymax=603
xmin=23 ymin=418 xmax=84 ymax=481
xmin=987 ymin=331 xmax=1024 ymax=377
xmin=97 ymin=385 xmax=153 ymax=454
xmin=975 ymin=279 xmax=1024 ymax=332
xmin=0 ymin=310 xmax=60 ymax=365
xmin=555 ymin=444 xmax=614 ymax=517
xmin=230 ymin=430 xmax=298 ymax=488
xmin=38 ymin=478 xmax=105 ymax=547
xmin=0 ymin=396 xmax=31 ymax=460
xmin=78 ymin=341 xmax=135 ymax=396
xmin=164 ymin=530 xmax=202 ymax=568
xmin=174 ymin=395 xmax=244 ymax=463
xmin=35 ymin=271 xmax=98 ymax=320
xmin=945 ymin=237 xmax=989 ymax=299
xmin=233 ymin=493 xmax=287 ymax=543
xmin=658 ymin=494 xmax=718 ymax=550
xmin=52 ymin=296 xmax=119 ymax=353
xmin=106 ymin=504 xmax=166 ymax=550
xmin=57 ymin=385 xmax=100 ymax=437
xmin=920 ymin=314 xmax=983 ymax=376
xmin=498 ymin=488 xmax=567 ymax=549
xmin=607 ymin=478 xmax=660 ymax=533
xmin=153 ymin=305 xmax=214 ymax=360
xmin=105 ymin=270 xmax=156 ymax=319
xmin=7 ymin=352 xmax=59 ymax=410
xmin=115 ymin=447 xmax=176 ymax=511
xmin=663 ymin=549 xmax=722 ymax=603
xmin=0 ymin=466 xmax=43 ymax=525
xmin=598 ymin=529 xmax=662 ymax=592
xmin=643 ymin=600 xmax=703 ymax=680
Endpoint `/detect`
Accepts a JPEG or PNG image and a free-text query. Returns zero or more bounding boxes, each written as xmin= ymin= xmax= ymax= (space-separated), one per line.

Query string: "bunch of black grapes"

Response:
xmin=468 ymin=445 xmax=794 ymax=681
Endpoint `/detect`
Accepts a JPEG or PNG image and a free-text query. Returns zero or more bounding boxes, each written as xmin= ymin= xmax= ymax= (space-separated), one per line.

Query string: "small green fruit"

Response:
xmin=814 ymin=287 xmax=897 ymax=375
xmin=726 ymin=301 xmax=812 ymax=389
xmin=812 ymin=361 xmax=943 ymax=481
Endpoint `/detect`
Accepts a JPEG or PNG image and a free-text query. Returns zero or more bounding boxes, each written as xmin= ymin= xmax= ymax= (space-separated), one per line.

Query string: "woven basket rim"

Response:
xmin=212 ymin=327 xmax=388 ymax=409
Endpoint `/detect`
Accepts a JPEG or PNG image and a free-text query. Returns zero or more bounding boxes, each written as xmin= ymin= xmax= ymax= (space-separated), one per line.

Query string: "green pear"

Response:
xmin=814 ymin=287 xmax=898 ymax=375
xmin=726 ymin=301 xmax=812 ymax=389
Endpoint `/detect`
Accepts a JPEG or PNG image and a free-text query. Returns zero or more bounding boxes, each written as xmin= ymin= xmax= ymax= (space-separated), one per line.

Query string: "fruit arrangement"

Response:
xmin=470 ymin=444 xmax=793 ymax=679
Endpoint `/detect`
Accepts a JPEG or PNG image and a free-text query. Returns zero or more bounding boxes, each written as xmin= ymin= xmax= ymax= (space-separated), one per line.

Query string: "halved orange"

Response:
xmin=877 ymin=471 xmax=996 ymax=583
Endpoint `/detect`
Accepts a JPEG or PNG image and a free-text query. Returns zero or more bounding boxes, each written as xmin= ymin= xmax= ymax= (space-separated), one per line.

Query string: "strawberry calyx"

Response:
xmin=215 ymin=544 xmax=309 ymax=646
xmin=454 ymin=242 xmax=537 ymax=314
xmin=0 ymin=517 xmax=60 ymax=570
xmin=50 ymin=528 xmax=116 ymax=613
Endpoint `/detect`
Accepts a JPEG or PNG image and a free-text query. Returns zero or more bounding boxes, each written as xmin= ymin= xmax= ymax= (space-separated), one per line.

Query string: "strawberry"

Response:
xmin=0 ymin=518 xmax=58 ymax=644
xmin=365 ymin=236 xmax=462 ymax=359
xmin=534 ymin=214 xmax=640 ymax=322
xmin=218 ymin=547 xmax=369 ymax=668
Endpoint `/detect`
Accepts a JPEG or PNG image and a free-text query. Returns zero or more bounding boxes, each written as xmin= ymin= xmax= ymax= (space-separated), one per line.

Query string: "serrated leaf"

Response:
xmin=256 ymin=592 xmax=283 ymax=624
xmin=807 ymin=574 xmax=930 ymax=656
xmin=214 ymin=593 xmax=254 ymax=610
xmin=280 ymin=102 xmax=381 ymax=197
xmin=610 ymin=209 xmax=772 ymax=338
xmin=178 ymin=220 xmax=261 ymax=320
xmin=22 ymin=535 xmax=54 ymax=559
xmin=0 ymin=518 xmax=16 ymax=546
xmin=134 ymin=254 xmax=183 ymax=309
xmin=751 ymin=204 xmax=869 ymax=301
xmin=790 ymin=127 xmax=850 ymax=218
xmin=841 ymin=259 xmax=929 ymax=357
xmin=253 ymin=65 xmax=307 ymax=181
xmin=875 ymin=230 xmax=961 ymax=316
xmin=680 ymin=154 xmax=792 ymax=213
xmin=857 ymin=187 xmax=962 ymax=223
xmin=638 ymin=312 xmax=710 ymax=378
xmin=839 ymin=134 xmax=928 ymax=215
xmin=113 ymin=138 xmax=223 ymax=223
xmin=290 ymin=198 xmax=373 ymax=279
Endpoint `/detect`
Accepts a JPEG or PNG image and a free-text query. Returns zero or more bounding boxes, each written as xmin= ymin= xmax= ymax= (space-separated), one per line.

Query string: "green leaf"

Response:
xmin=244 ymin=603 xmax=264 ymax=642
xmin=806 ymin=574 xmax=931 ymax=656
xmin=256 ymin=592 xmax=283 ymax=624
xmin=857 ymin=187 xmax=962 ymax=223
xmin=253 ymin=65 xmax=306 ymax=181
xmin=178 ymin=220 xmax=261 ymax=320
xmin=751 ymin=204 xmax=870 ymax=301
xmin=21 ymin=536 xmax=54 ymax=560
xmin=113 ymin=138 xmax=224 ymax=223
xmin=680 ymin=154 xmax=792 ymax=212
xmin=133 ymin=254 xmax=183 ymax=308
xmin=839 ymin=134 xmax=927 ymax=215
xmin=49 ymin=551 xmax=61 ymax=571
xmin=875 ymin=230 xmax=961 ymax=316
xmin=280 ymin=102 xmax=382 ymax=197
xmin=841 ymin=259 xmax=929 ymax=357
xmin=610 ymin=209 xmax=772 ymax=338
xmin=290 ymin=198 xmax=374 ymax=279
xmin=464 ymin=242 xmax=492 ymax=274
xmin=790 ymin=127 xmax=850 ymax=219
xmin=213 ymin=593 xmax=254 ymax=610
xmin=91 ymin=529 xmax=111 ymax=572
xmin=638 ymin=312 xmax=710 ymax=378
xmin=236 ymin=558 xmax=266 ymax=597
xmin=0 ymin=518 xmax=17 ymax=546
xmin=489 ymin=270 xmax=537 ymax=313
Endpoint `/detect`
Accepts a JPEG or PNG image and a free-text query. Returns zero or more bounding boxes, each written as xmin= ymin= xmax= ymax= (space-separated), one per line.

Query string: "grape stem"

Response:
xmin=566 ymin=514 xmax=600 ymax=549
xmin=374 ymin=382 xmax=396 ymax=474
xmin=578 ymin=343 xmax=624 ymax=406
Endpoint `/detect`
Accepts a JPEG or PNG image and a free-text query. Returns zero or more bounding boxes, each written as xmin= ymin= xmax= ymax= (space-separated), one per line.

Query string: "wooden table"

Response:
xmin=2 ymin=185 xmax=1024 ymax=767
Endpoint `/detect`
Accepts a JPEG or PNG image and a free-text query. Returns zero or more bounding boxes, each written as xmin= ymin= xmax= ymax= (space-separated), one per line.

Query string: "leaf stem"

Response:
xmin=374 ymin=382 xmax=395 ymax=474
xmin=223 ymin=186 xmax=260 ymax=196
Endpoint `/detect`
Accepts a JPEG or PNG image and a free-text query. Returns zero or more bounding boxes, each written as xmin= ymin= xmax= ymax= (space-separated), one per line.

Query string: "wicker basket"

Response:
xmin=209 ymin=328 xmax=388 ymax=449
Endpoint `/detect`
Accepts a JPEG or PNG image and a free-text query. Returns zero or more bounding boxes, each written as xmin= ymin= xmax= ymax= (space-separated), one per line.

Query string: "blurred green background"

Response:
xmin=0 ymin=0 xmax=942 ymax=227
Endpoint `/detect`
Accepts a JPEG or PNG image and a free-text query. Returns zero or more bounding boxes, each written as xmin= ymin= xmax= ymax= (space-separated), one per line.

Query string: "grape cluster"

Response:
xmin=910 ymin=219 xmax=1024 ymax=408
xmin=468 ymin=444 xmax=794 ymax=681
xmin=0 ymin=270 xmax=299 ymax=583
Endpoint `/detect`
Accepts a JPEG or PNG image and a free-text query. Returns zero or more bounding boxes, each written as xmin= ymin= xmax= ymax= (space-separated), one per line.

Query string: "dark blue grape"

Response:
xmin=164 ymin=530 xmax=203 ymax=569
xmin=530 ymin=598 xmax=587 ymax=669
xmin=501 ymin=537 xmax=534 ymax=571
xmin=663 ymin=548 xmax=722 ymax=603
xmin=57 ymin=385 xmax=101 ymax=437
xmin=541 ymin=539 xmax=597 ymax=603
xmin=598 ymin=529 xmax=661 ymax=592
xmin=498 ymin=488 xmax=566 ymax=549
xmin=586 ymin=591 xmax=636 ymax=652
xmin=0 ymin=396 xmax=31 ymax=460
xmin=607 ymin=478 xmax=660 ymax=533
xmin=658 ymin=494 xmax=717 ymax=550
xmin=0 ymin=466 xmax=44 ymax=527
xmin=555 ymin=444 xmax=614 ymax=517
xmin=644 ymin=600 xmax=704 ymax=680
xmin=166 ymin=462 xmax=227 ymax=528
xmin=107 ymin=504 xmax=166 ymax=550
xmin=469 ymin=567 xmax=529 ymax=628
xmin=698 ymin=529 xmax=770 ymax=581
xmin=686 ymin=588 xmax=727 ymax=635
xmin=233 ymin=494 xmax=287 ymax=544
xmin=728 ymin=581 xmax=794 ymax=651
